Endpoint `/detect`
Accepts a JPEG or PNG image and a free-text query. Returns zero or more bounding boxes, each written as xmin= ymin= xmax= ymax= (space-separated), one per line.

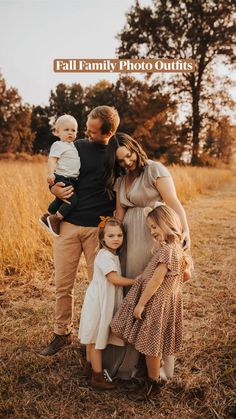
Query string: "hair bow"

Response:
xmin=98 ymin=216 xmax=111 ymax=228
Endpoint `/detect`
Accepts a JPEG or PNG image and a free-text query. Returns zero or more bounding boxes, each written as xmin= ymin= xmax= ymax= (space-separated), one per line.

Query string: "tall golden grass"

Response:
xmin=0 ymin=162 xmax=52 ymax=276
xmin=0 ymin=161 xmax=233 ymax=276
xmin=169 ymin=165 xmax=233 ymax=203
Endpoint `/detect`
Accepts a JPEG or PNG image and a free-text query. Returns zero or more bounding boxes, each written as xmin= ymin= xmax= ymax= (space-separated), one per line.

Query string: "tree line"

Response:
xmin=0 ymin=73 xmax=234 ymax=165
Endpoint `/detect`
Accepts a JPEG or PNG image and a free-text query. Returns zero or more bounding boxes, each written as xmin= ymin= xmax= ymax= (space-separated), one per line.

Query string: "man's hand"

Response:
xmin=51 ymin=182 xmax=74 ymax=204
xmin=133 ymin=303 xmax=145 ymax=320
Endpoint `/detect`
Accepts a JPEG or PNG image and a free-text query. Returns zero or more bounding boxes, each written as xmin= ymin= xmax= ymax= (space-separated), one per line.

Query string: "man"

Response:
xmin=40 ymin=106 xmax=120 ymax=356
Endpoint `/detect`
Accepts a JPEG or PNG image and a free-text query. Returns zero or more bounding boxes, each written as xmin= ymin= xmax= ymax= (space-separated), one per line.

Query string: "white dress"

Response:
xmin=78 ymin=249 xmax=125 ymax=350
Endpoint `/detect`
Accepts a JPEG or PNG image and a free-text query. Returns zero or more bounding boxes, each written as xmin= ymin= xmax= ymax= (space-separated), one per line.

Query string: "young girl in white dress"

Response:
xmin=78 ymin=217 xmax=135 ymax=390
xmin=111 ymin=204 xmax=192 ymax=400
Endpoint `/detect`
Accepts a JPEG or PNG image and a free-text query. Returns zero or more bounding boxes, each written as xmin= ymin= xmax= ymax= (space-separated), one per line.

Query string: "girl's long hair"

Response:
xmin=147 ymin=205 xmax=183 ymax=244
xmin=104 ymin=133 xmax=148 ymax=195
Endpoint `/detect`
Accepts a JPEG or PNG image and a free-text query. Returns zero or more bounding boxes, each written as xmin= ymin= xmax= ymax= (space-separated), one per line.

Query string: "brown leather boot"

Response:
xmin=146 ymin=377 xmax=161 ymax=398
xmin=39 ymin=213 xmax=51 ymax=233
xmin=81 ymin=361 xmax=92 ymax=378
xmin=128 ymin=377 xmax=161 ymax=402
xmin=39 ymin=333 xmax=72 ymax=356
xmin=47 ymin=214 xmax=61 ymax=237
xmin=91 ymin=369 xmax=115 ymax=391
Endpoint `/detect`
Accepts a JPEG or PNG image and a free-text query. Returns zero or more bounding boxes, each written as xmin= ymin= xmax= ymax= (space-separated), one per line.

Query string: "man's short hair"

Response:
xmin=88 ymin=106 xmax=120 ymax=135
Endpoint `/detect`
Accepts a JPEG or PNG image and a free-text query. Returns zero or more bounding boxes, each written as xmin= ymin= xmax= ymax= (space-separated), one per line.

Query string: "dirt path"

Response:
xmin=177 ymin=177 xmax=236 ymax=418
xmin=185 ymin=176 xmax=236 ymax=326
xmin=1 ymin=178 xmax=236 ymax=419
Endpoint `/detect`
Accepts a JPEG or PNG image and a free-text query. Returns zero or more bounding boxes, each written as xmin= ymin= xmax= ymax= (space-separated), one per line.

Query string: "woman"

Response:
xmin=103 ymin=133 xmax=191 ymax=381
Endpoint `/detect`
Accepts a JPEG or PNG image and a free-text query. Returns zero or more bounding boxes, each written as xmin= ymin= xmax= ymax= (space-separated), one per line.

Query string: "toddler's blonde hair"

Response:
xmin=54 ymin=114 xmax=78 ymax=131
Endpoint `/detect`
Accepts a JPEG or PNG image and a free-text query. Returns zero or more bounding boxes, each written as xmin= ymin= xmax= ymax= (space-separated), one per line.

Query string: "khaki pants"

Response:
xmin=53 ymin=221 xmax=98 ymax=335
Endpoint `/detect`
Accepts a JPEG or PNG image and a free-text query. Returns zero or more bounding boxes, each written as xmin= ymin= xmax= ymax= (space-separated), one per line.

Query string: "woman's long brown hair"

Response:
xmin=104 ymin=132 xmax=148 ymax=196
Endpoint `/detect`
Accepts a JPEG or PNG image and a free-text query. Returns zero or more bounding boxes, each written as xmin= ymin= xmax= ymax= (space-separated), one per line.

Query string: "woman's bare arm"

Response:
xmin=114 ymin=185 xmax=126 ymax=221
xmin=156 ymin=176 xmax=191 ymax=249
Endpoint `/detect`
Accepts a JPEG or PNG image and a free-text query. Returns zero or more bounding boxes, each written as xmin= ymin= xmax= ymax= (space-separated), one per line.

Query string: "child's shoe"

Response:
xmin=39 ymin=213 xmax=51 ymax=232
xmin=128 ymin=377 xmax=161 ymax=401
xmin=146 ymin=377 xmax=161 ymax=398
xmin=91 ymin=369 xmax=115 ymax=391
xmin=81 ymin=361 xmax=92 ymax=378
xmin=47 ymin=214 xmax=61 ymax=237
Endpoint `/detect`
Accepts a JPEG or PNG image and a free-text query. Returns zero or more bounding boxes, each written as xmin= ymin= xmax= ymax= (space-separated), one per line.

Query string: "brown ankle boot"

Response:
xmin=146 ymin=377 xmax=161 ymax=398
xmin=39 ymin=213 xmax=51 ymax=233
xmin=91 ymin=369 xmax=115 ymax=391
xmin=39 ymin=333 xmax=72 ymax=356
xmin=47 ymin=214 xmax=61 ymax=236
xmin=128 ymin=377 xmax=161 ymax=402
xmin=81 ymin=361 xmax=92 ymax=378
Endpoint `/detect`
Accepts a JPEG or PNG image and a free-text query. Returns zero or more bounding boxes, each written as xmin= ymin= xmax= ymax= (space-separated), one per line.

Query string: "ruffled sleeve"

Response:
xmin=147 ymin=161 xmax=171 ymax=187
xmin=157 ymin=244 xmax=180 ymax=275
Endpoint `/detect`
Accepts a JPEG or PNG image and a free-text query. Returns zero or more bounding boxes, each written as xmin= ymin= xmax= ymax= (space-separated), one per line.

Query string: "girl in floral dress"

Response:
xmin=111 ymin=204 xmax=192 ymax=398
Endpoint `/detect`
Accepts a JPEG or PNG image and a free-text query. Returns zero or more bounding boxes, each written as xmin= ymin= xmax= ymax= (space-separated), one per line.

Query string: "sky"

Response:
xmin=0 ymin=0 xmax=235 ymax=113
xmin=0 ymin=0 xmax=152 ymax=106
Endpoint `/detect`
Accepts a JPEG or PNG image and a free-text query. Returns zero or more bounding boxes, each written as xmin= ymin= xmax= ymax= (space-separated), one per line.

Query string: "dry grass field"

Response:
xmin=0 ymin=162 xmax=236 ymax=418
xmin=0 ymin=161 xmax=233 ymax=276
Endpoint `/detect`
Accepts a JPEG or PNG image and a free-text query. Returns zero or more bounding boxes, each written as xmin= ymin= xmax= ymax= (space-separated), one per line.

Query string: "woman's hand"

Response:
xmin=51 ymin=182 xmax=74 ymax=204
xmin=133 ymin=303 xmax=145 ymax=320
xmin=183 ymin=252 xmax=194 ymax=282
xmin=183 ymin=268 xmax=191 ymax=282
